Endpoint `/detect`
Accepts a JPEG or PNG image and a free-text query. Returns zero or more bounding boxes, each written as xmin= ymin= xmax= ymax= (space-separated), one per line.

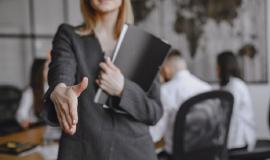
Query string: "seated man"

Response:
xmin=150 ymin=49 xmax=211 ymax=158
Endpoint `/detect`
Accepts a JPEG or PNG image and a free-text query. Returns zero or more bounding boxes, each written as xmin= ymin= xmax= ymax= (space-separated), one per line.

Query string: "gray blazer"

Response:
xmin=43 ymin=24 xmax=163 ymax=160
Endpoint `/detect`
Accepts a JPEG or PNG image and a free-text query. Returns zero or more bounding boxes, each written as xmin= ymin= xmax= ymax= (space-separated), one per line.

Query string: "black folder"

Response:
xmin=94 ymin=24 xmax=171 ymax=105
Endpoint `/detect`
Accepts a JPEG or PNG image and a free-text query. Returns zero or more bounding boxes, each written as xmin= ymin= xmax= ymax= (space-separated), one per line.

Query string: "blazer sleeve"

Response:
xmin=42 ymin=24 xmax=77 ymax=126
xmin=113 ymin=76 xmax=163 ymax=126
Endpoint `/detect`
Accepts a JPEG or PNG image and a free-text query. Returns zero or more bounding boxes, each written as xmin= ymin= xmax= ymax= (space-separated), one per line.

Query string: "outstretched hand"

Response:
xmin=50 ymin=77 xmax=88 ymax=135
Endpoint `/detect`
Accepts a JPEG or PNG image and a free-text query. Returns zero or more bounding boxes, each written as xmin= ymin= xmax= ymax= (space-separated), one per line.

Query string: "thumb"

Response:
xmin=72 ymin=77 xmax=88 ymax=96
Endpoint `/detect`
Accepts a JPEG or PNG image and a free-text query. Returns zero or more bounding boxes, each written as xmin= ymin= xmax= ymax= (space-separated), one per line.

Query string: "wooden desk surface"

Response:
xmin=0 ymin=127 xmax=46 ymax=160
xmin=0 ymin=127 xmax=163 ymax=159
xmin=155 ymin=138 xmax=165 ymax=153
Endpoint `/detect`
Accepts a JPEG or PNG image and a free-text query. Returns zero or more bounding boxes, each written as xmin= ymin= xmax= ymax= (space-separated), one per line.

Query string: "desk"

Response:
xmin=0 ymin=127 xmax=45 ymax=160
xmin=155 ymin=138 xmax=165 ymax=153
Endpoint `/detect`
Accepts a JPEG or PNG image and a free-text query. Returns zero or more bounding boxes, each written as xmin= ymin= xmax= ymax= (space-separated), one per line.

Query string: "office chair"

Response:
xmin=0 ymin=85 xmax=22 ymax=135
xmin=172 ymin=91 xmax=234 ymax=160
xmin=0 ymin=85 xmax=22 ymax=122
xmin=229 ymin=98 xmax=270 ymax=160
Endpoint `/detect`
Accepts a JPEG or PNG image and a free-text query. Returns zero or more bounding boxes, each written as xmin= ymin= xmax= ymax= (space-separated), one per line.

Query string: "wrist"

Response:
xmin=50 ymin=83 xmax=67 ymax=101
xmin=116 ymin=89 xmax=123 ymax=97
xmin=56 ymin=83 xmax=67 ymax=88
xmin=116 ymin=79 xmax=125 ymax=97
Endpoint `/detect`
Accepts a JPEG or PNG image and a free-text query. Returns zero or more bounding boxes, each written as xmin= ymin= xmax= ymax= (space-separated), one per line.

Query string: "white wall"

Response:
xmin=0 ymin=0 xmax=82 ymax=89
xmin=0 ymin=0 xmax=32 ymax=88
xmin=249 ymin=0 xmax=270 ymax=139
xmin=67 ymin=0 xmax=83 ymax=26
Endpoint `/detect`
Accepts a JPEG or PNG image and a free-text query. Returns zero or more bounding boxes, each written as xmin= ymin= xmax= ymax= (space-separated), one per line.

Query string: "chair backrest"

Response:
xmin=0 ymin=85 xmax=22 ymax=122
xmin=172 ymin=90 xmax=234 ymax=160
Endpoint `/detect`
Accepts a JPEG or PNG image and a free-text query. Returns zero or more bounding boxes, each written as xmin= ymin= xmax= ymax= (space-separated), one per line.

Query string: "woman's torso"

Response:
xmin=55 ymin=24 xmax=157 ymax=160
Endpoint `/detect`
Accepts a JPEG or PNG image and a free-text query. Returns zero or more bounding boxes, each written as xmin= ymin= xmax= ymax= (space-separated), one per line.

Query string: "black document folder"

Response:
xmin=94 ymin=24 xmax=171 ymax=105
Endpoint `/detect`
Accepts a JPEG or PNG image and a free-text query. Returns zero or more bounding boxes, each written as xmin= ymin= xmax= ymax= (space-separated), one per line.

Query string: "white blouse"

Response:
xmin=16 ymin=84 xmax=48 ymax=124
xmin=222 ymin=77 xmax=256 ymax=151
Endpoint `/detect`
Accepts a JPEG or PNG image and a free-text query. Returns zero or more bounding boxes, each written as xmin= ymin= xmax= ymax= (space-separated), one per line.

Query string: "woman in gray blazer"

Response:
xmin=43 ymin=0 xmax=163 ymax=160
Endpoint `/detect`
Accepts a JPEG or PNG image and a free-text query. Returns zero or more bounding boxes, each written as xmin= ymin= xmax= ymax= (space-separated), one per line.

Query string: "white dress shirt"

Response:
xmin=149 ymin=70 xmax=211 ymax=153
xmin=222 ymin=77 xmax=256 ymax=151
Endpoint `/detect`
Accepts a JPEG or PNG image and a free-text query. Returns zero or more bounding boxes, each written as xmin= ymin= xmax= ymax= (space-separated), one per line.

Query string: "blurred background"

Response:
xmin=0 ymin=0 xmax=269 ymax=159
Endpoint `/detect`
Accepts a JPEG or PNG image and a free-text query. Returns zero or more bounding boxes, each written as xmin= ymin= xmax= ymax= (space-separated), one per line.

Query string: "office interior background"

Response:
xmin=0 ymin=0 xmax=270 ymax=155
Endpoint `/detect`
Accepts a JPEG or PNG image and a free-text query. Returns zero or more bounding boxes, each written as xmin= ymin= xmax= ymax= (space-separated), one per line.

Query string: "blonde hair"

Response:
xmin=80 ymin=0 xmax=134 ymax=38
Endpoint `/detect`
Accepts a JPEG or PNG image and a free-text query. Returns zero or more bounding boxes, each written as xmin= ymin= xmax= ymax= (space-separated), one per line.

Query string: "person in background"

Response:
xmin=150 ymin=49 xmax=211 ymax=158
xmin=16 ymin=58 xmax=49 ymax=128
xmin=217 ymin=51 xmax=256 ymax=151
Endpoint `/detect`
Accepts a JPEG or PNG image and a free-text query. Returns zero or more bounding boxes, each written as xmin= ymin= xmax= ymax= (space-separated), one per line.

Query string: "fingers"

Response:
xmin=96 ymin=79 xmax=115 ymax=95
xmin=96 ymin=79 xmax=110 ymax=88
xmin=98 ymin=57 xmax=120 ymax=81
xmin=52 ymin=94 xmax=76 ymax=135
xmin=99 ymin=63 xmax=111 ymax=73
xmin=68 ymin=96 xmax=78 ymax=125
xmin=98 ymin=82 xmax=112 ymax=94
xmin=52 ymin=100 xmax=63 ymax=128
xmin=61 ymin=112 xmax=71 ymax=134
xmin=99 ymin=57 xmax=118 ymax=73
xmin=80 ymin=77 xmax=89 ymax=91
xmin=59 ymin=102 xmax=73 ymax=127
xmin=105 ymin=57 xmax=118 ymax=71
xmin=69 ymin=77 xmax=86 ymax=125
xmin=100 ymin=71 xmax=109 ymax=81
xmin=69 ymin=125 xmax=76 ymax=135
xmin=72 ymin=77 xmax=88 ymax=96
xmin=53 ymin=100 xmax=72 ymax=134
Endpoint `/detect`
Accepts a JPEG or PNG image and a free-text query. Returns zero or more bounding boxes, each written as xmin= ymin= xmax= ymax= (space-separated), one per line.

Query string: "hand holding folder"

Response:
xmin=94 ymin=24 xmax=171 ymax=105
xmin=96 ymin=56 xmax=125 ymax=97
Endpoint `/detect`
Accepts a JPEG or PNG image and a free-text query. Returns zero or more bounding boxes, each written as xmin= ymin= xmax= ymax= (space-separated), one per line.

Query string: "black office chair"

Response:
xmin=0 ymin=85 xmax=22 ymax=122
xmin=0 ymin=85 xmax=22 ymax=135
xmin=229 ymin=98 xmax=270 ymax=160
xmin=172 ymin=91 xmax=234 ymax=160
